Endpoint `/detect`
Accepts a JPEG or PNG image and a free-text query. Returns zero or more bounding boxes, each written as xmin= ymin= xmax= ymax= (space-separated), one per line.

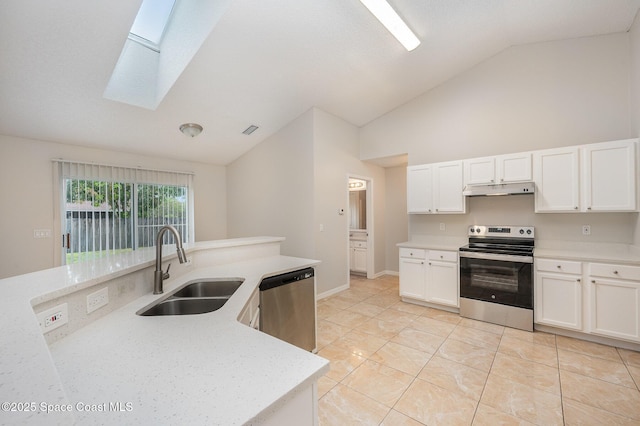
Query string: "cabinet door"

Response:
xmin=582 ymin=140 xmax=637 ymax=212
xmin=589 ymin=278 xmax=640 ymax=342
xmin=497 ymin=152 xmax=532 ymax=183
xmin=535 ymin=271 xmax=582 ymax=330
xmin=407 ymin=165 xmax=433 ymax=213
xmin=399 ymin=258 xmax=426 ymax=300
xmin=434 ymin=161 xmax=465 ymax=213
xmin=352 ymin=248 xmax=367 ymax=273
xmin=426 ymin=260 xmax=458 ymax=307
xmin=533 ymin=147 xmax=580 ymax=212
xmin=464 ymin=157 xmax=495 ymax=185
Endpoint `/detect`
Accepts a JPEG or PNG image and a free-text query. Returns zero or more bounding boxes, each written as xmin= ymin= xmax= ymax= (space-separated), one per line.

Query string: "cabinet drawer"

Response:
xmin=428 ymin=250 xmax=457 ymax=262
xmin=351 ymin=241 xmax=367 ymax=249
xmin=536 ymin=258 xmax=582 ymax=275
xmin=589 ymin=263 xmax=640 ymax=281
xmin=399 ymin=248 xmax=426 ymax=259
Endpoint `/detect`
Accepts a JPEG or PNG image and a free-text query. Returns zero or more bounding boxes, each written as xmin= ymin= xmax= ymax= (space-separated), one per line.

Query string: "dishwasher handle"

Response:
xmin=259 ymin=268 xmax=314 ymax=291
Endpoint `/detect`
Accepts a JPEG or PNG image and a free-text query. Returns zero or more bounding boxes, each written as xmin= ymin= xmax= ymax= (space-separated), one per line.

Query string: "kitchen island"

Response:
xmin=0 ymin=237 xmax=328 ymax=425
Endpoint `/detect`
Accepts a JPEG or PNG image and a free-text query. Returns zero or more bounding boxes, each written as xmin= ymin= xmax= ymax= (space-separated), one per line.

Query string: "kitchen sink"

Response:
xmin=136 ymin=277 xmax=245 ymax=316
xmin=171 ymin=278 xmax=244 ymax=298
xmin=138 ymin=297 xmax=228 ymax=316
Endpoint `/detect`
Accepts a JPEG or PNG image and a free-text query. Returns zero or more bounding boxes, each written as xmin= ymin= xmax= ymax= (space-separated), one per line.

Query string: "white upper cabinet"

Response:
xmin=464 ymin=156 xmax=495 ymax=185
xmin=464 ymin=153 xmax=532 ymax=185
xmin=582 ymin=139 xmax=637 ymax=212
xmin=407 ymin=164 xmax=433 ymax=213
xmin=434 ymin=161 xmax=465 ymax=213
xmin=534 ymin=146 xmax=580 ymax=212
xmin=534 ymin=139 xmax=638 ymax=213
xmin=407 ymin=161 xmax=465 ymax=214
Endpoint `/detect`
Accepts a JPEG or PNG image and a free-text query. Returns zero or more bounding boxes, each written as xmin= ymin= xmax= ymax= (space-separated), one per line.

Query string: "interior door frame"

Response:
xmin=346 ymin=173 xmax=374 ymax=283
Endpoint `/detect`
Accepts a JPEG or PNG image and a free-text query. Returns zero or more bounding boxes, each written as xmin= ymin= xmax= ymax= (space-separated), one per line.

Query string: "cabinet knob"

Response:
xmin=428 ymin=262 xmax=432 ymax=266
xmin=556 ymin=265 xmax=562 ymax=269
xmin=591 ymin=280 xmax=596 ymax=283
xmin=435 ymin=208 xmax=439 ymax=212
xmin=421 ymin=261 xmax=424 ymax=265
xmin=440 ymin=255 xmax=443 ymax=259
xmin=613 ymin=270 xmax=619 ymax=275
xmin=574 ymin=206 xmax=578 ymax=210
xmin=577 ymin=278 xmax=581 ymax=282
xmin=587 ymin=207 xmax=592 ymax=210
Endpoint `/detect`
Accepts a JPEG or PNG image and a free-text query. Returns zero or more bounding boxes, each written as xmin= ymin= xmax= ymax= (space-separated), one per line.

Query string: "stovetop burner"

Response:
xmin=459 ymin=225 xmax=535 ymax=258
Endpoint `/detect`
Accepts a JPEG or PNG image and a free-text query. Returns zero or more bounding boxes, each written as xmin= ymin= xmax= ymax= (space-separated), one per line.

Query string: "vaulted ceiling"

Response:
xmin=1 ymin=0 xmax=639 ymax=165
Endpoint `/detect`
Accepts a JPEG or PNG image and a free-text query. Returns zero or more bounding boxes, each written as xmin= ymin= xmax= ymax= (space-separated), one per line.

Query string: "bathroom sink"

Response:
xmin=171 ymin=278 xmax=244 ymax=298
xmin=138 ymin=297 xmax=228 ymax=316
xmin=136 ymin=277 xmax=245 ymax=316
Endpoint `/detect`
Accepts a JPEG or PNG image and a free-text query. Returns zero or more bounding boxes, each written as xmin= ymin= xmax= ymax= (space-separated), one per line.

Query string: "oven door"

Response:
xmin=459 ymin=254 xmax=533 ymax=309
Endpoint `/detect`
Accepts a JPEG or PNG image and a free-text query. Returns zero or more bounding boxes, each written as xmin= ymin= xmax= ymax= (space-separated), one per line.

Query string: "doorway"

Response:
xmin=347 ymin=175 xmax=373 ymax=281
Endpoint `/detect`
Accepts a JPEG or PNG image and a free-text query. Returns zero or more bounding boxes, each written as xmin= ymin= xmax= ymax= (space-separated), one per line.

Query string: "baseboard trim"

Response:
xmin=317 ymin=283 xmax=349 ymax=301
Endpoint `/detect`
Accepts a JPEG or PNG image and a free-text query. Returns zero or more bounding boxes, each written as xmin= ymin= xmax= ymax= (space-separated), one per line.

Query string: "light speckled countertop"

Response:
xmin=0 ymin=237 xmax=328 ymax=425
xmin=397 ymin=236 xmax=467 ymax=252
xmin=534 ymin=241 xmax=640 ymax=265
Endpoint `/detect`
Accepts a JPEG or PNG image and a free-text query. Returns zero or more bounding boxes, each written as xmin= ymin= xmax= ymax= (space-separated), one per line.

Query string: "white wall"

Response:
xmin=312 ymin=109 xmax=386 ymax=293
xmin=384 ymin=166 xmax=408 ymax=272
xmin=226 ymin=110 xmax=316 ymax=259
xmin=0 ymin=135 xmax=227 ymax=279
xmin=360 ymin=33 xmax=632 ymax=165
xmin=360 ymin=32 xmax=638 ymax=246
xmin=227 ymin=108 xmax=387 ymax=295
xmin=631 ymin=12 xmax=640 ymax=246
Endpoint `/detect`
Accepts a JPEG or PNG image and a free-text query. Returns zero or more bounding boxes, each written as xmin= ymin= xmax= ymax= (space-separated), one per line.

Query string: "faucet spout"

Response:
xmin=153 ymin=225 xmax=188 ymax=294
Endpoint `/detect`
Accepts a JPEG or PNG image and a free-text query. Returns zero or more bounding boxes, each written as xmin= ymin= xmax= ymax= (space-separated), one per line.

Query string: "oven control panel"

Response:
xmin=468 ymin=225 xmax=534 ymax=238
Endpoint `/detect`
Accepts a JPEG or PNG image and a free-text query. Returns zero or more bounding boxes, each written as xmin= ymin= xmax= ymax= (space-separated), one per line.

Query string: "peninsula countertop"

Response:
xmin=0 ymin=237 xmax=328 ymax=425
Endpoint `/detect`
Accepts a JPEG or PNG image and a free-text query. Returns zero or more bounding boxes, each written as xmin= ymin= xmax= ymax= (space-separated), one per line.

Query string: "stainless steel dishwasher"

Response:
xmin=259 ymin=268 xmax=316 ymax=352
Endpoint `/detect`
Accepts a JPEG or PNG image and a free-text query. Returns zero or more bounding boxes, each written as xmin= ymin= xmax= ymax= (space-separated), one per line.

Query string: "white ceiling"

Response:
xmin=1 ymin=0 xmax=639 ymax=166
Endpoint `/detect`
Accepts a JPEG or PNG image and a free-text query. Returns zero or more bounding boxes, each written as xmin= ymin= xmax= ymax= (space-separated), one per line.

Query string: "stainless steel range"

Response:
xmin=459 ymin=225 xmax=534 ymax=331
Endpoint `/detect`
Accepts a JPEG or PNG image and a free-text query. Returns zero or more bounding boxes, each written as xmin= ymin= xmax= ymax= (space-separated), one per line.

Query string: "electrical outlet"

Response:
xmin=37 ymin=303 xmax=68 ymax=333
xmin=87 ymin=287 xmax=109 ymax=313
xmin=582 ymin=225 xmax=591 ymax=236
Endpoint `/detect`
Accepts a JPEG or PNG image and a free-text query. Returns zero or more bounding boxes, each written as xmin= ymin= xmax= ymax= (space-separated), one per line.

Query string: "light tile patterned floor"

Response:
xmin=316 ymin=275 xmax=640 ymax=425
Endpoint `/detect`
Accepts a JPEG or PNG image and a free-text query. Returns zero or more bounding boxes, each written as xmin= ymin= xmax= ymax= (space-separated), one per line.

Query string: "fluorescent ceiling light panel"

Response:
xmin=130 ymin=0 xmax=176 ymax=47
xmin=359 ymin=0 xmax=420 ymax=51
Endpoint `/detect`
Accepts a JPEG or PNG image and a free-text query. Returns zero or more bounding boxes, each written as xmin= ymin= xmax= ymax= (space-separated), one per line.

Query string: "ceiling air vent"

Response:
xmin=242 ymin=125 xmax=259 ymax=135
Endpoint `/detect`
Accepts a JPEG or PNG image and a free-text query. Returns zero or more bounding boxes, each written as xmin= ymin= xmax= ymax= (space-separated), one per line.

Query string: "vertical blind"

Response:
xmin=52 ymin=160 xmax=194 ymax=264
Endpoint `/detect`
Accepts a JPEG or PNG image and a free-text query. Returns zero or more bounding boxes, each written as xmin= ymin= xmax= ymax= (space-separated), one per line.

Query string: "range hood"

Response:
xmin=462 ymin=181 xmax=535 ymax=197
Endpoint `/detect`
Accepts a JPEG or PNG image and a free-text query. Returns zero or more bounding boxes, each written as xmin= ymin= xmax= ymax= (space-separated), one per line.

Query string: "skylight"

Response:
xmin=129 ymin=0 xmax=176 ymax=50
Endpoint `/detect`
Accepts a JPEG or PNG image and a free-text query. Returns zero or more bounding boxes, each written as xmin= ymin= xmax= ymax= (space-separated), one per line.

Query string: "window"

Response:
xmin=54 ymin=161 xmax=193 ymax=265
xmin=128 ymin=0 xmax=177 ymax=51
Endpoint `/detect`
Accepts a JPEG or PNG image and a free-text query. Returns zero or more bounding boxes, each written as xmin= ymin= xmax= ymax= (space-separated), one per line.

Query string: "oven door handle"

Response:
xmin=459 ymin=251 xmax=533 ymax=264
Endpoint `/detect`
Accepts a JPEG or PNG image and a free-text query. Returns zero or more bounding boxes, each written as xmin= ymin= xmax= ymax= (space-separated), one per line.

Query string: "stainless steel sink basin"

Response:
xmin=136 ymin=277 xmax=245 ymax=316
xmin=171 ymin=278 xmax=243 ymax=298
xmin=138 ymin=298 xmax=228 ymax=316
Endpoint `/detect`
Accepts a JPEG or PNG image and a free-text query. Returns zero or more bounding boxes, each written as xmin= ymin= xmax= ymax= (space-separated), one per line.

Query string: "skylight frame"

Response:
xmin=128 ymin=0 xmax=177 ymax=52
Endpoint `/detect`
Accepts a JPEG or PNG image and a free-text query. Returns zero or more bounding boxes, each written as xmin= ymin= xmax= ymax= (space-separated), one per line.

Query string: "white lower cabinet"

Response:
xmin=350 ymin=240 xmax=367 ymax=274
xmin=535 ymin=258 xmax=640 ymax=344
xmin=399 ymin=248 xmax=458 ymax=309
xmin=588 ymin=263 xmax=640 ymax=342
xmin=535 ymin=259 xmax=583 ymax=330
xmin=399 ymin=249 xmax=426 ymax=300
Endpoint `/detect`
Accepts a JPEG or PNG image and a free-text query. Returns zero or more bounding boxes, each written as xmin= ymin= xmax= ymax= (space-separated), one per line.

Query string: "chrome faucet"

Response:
xmin=154 ymin=225 xmax=188 ymax=294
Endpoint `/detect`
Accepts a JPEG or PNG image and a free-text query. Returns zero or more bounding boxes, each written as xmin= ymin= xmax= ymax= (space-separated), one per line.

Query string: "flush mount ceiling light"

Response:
xmin=179 ymin=123 xmax=203 ymax=137
xmin=358 ymin=0 xmax=420 ymax=51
